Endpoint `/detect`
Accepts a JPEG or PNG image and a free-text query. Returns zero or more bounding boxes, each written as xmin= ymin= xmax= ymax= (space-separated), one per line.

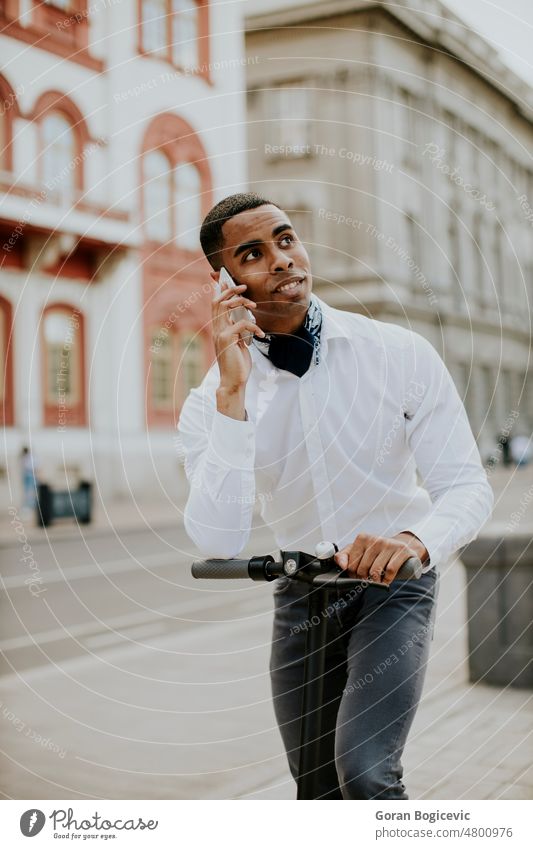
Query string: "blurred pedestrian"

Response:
xmin=497 ymin=430 xmax=512 ymax=466
xmin=20 ymin=446 xmax=38 ymax=519
xmin=510 ymin=434 xmax=532 ymax=467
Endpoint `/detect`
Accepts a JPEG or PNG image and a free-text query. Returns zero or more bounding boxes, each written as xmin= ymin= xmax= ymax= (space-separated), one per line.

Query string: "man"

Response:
xmin=178 ymin=192 xmax=493 ymax=799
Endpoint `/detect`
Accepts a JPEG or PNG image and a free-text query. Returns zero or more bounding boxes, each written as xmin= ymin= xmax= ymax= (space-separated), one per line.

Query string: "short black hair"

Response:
xmin=199 ymin=192 xmax=281 ymax=269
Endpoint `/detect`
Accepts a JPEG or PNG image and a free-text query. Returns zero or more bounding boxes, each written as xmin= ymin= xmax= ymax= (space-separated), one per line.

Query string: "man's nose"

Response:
xmin=270 ymin=248 xmax=294 ymax=273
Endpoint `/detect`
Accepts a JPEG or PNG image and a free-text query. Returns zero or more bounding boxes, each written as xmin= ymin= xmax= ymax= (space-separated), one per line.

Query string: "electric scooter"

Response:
xmin=191 ymin=542 xmax=422 ymax=800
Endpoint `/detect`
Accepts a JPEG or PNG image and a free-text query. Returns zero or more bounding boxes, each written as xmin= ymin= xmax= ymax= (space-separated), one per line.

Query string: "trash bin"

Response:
xmin=460 ymin=536 xmax=533 ymax=689
xmin=36 ymin=480 xmax=93 ymax=527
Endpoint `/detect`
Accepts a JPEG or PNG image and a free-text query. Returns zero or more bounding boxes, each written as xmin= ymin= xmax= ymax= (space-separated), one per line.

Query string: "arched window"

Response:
xmin=150 ymin=329 xmax=175 ymax=411
xmin=32 ymin=92 xmax=90 ymax=201
xmin=176 ymin=329 xmax=204 ymax=402
xmin=143 ymin=150 xmax=202 ymax=249
xmin=42 ymin=113 xmax=77 ymax=202
xmin=144 ymin=150 xmax=173 ymax=242
xmin=42 ymin=305 xmax=86 ymax=427
xmin=0 ymin=297 xmax=14 ymax=426
xmin=0 ymin=74 xmax=20 ymax=172
xmin=141 ymin=113 xmax=211 ymax=250
xmin=174 ymin=161 xmax=201 ymax=249
xmin=0 ymin=108 xmax=6 ymax=172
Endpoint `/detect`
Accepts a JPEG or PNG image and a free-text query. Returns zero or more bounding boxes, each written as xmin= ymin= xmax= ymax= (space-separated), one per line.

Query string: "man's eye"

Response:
xmin=243 ymin=248 xmax=261 ymax=262
xmin=280 ymin=234 xmax=294 ymax=245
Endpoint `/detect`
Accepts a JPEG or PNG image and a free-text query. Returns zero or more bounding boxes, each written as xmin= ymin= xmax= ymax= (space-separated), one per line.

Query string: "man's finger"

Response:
xmin=368 ymin=549 xmax=393 ymax=583
xmin=383 ymin=550 xmax=412 ymax=584
xmin=213 ymin=283 xmax=248 ymax=305
xmin=225 ymin=295 xmax=257 ymax=310
xmin=354 ymin=536 xmax=383 ymax=578
xmin=334 ymin=546 xmax=350 ymax=569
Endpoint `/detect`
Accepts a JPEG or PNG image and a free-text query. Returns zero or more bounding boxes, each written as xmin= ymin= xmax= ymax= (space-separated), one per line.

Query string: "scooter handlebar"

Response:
xmin=395 ymin=556 xmax=423 ymax=580
xmin=191 ymin=558 xmax=251 ymax=580
xmin=191 ymin=554 xmax=424 ymax=582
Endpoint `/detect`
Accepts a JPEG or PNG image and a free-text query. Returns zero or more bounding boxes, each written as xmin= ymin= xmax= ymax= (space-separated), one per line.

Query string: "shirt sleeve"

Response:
xmin=400 ymin=333 xmax=494 ymax=569
xmin=177 ymin=381 xmax=256 ymax=558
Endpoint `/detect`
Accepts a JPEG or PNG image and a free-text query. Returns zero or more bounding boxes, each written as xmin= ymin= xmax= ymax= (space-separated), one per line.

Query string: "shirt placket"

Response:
xmin=298 ymin=367 xmax=339 ymax=546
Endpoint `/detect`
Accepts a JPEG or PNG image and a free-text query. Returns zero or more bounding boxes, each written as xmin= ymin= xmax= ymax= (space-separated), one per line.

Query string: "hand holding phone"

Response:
xmin=215 ymin=266 xmax=255 ymax=347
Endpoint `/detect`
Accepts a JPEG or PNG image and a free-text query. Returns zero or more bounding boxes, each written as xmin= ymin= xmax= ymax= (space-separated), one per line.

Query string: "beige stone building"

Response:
xmin=245 ymin=0 xmax=533 ymax=460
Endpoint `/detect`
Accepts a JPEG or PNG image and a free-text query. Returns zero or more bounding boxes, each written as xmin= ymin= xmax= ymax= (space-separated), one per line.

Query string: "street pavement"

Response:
xmin=0 ymin=466 xmax=531 ymax=799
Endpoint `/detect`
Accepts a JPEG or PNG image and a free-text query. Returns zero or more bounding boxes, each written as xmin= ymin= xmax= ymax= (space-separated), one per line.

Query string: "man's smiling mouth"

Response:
xmin=272 ymin=276 xmax=306 ymax=294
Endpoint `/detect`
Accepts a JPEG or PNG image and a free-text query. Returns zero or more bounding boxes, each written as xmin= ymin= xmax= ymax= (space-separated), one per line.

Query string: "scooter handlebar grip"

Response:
xmin=396 ymin=556 xmax=423 ymax=580
xmin=191 ymin=558 xmax=251 ymax=580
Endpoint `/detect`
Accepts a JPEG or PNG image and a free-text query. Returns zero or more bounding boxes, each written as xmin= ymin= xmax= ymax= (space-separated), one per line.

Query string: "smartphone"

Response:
xmin=216 ymin=266 xmax=255 ymax=346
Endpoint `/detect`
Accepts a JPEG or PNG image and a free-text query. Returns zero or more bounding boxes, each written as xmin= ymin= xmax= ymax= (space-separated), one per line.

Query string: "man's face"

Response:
xmin=216 ymin=204 xmax=312 ymax=332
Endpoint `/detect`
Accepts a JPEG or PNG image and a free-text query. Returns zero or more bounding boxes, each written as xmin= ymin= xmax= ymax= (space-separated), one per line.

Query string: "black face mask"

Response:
xmin=262 ymin=324 xmax=316 ymax=377
xmin=253 ymin=295 xmax=323 ymax=377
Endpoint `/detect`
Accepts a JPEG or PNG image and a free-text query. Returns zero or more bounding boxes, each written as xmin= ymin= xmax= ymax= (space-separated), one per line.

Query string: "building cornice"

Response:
xmin=245 ymin=0 xmax=533 ymax=124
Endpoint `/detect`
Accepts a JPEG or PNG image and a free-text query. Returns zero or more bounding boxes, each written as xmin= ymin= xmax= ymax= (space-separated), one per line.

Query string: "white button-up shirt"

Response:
xmin=178 ymin=296 xmax=493 ymax=572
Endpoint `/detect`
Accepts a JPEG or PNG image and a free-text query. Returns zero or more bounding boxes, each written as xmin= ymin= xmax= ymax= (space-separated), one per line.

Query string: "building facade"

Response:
xmin=245 ymin=0 xmax=533 ymax=459
xmin=0 ymin=0 xmax=248 ymax=508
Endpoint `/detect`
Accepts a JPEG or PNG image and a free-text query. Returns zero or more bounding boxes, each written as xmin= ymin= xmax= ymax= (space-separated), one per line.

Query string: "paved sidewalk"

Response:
xmin=0 ymin=491 xmax=186 ymax=548
xmin=2 ymin=464 xmax=532 ymax=548
xmin=1 ymin=464 xmax=531 ymax=799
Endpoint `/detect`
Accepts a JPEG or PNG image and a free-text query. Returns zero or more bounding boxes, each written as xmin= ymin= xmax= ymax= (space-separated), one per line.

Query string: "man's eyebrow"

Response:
xmin=233 ymin=222 xmax=294 ymax=258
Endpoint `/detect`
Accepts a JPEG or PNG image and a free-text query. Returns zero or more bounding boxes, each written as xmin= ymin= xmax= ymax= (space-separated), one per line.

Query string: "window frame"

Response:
xmin=137 ymin=0 xmax=210 ymax=81
xmin=265 ymin=80 xmax=314 ymax=157
xmin=40 ymin=111 xmax=78 ymax=203
xmin=143 ymin=148 xmax=174 ymax=243
xmin=141 ymin=113 xmax=211 ymax=252
xmin=32 ymin=91 xmax=91 ymax=200
xmin=0 ymin=296 xmax=14 ymax=427
xmin=147 ymin=324 xmax=207 ymax=426
xmin=0 ymin=73 xmax=21 ymax=173
xmin=142 ymin=149 xmax=203 ymax=248
xmin=41 ymin=303 xmax=86 ymax=428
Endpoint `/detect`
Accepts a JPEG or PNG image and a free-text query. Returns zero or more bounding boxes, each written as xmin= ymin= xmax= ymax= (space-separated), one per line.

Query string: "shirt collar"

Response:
xmin=313 ymin=295 xmax=352 ymax=341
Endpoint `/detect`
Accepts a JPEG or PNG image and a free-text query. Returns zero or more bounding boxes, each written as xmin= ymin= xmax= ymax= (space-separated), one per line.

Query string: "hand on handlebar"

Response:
xmin=334 ymin=531 xmax=428 ymax=586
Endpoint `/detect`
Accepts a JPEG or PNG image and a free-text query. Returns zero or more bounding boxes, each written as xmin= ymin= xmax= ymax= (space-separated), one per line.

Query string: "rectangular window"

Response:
xmin=43 ymin=308 xmax=83 ymax=422
xmin=151 ymin=332 xmax=174 ymax=410
xmin=177 ymin=331 xmax=203 ymax=402
xmin=400 ymin=89 xmax=418 ymax=167
xmin=0 ymin=306 xmax=5 ymax=404
xmin=270 ymin=82 xmax=312 ymax=153
xmin=46 ymin=342 xmax=80 ymax=405
xmin=481 ymin=365 xmax=493 ymax=422
xmin=405 ymin=213 xmax=422 ymax=279
xmin=171 ymin=0 xmax=199 ymax=69
xmin=285 ymin=208 xmax=313 ymax=249
xmin=142 ymin=0 xmax=168 ymax=56
xmin=149 ymin=328 xmax=205 ymax=420
xmin=448 ymin=214 xmax=461 ymax=287
xmin=141 ymin=0 xmax=203 ymax=71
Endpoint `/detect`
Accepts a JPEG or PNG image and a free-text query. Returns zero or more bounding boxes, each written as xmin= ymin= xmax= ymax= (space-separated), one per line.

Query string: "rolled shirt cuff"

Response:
xmin=398 ymin=528 xmax=434 ymax=572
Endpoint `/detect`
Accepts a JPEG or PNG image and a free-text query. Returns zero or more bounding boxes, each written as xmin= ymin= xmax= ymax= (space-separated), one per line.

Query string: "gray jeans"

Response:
xmin=269 ymin=567 xmax=439 ymax=799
